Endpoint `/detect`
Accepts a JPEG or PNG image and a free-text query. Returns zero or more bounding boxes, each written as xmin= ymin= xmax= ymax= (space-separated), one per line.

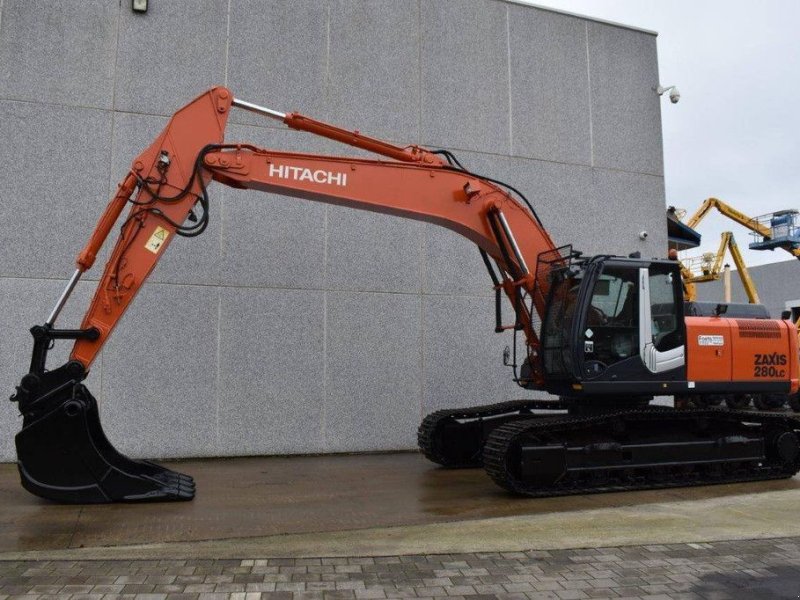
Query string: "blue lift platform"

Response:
xmin=749 ymin=209 xmax=800 ymax=253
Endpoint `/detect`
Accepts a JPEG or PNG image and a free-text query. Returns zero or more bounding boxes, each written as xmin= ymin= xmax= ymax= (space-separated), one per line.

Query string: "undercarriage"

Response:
xmin=418 ymin=399 xmax=800 ymax=497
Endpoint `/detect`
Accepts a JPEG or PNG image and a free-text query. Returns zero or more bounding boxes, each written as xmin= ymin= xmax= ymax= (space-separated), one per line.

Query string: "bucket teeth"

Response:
xmin=15 ymin=383 xmax=194 ymax=503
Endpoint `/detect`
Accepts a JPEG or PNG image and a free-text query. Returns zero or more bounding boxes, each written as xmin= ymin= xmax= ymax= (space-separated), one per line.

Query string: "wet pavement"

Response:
xmin=3 ymin=536 xmax=800 ymax=599
xmin=3 ymin=451 xmax=800 ymax=597
xmin=2 ymin=452 xmax=800 ymax=554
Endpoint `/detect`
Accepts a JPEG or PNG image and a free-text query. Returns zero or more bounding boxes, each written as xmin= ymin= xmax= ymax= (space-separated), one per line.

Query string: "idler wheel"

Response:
xmin=775 ymin=431 xmax=800 ymax=465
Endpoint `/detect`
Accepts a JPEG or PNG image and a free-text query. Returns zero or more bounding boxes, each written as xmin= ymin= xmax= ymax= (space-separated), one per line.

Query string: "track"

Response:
xmin=483 ymin=407 xmax=800 ymax=497
xmin=417 ymin=399 xmax=566 ymax=468
xmin=419 ymin=400 xmax=800 ymax=498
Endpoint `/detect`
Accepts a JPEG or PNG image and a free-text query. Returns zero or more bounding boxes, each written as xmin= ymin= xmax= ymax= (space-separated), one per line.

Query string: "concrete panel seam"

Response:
xmin=110 ymin=1 xmax=121 ymax=112
xmin=505 ymin=5 xmax=513 ymax=155
xmin=215 ymin=196 xmax=225 ymax=453
xmin=325 ymin=1 xmax=331 ymax=115
xmin=0 ymin=96 xmax=113 ymax=116
xmin=0 ymin=274 xmax=102 ymax=284
xmin=0 ymin=99 xmax=268 ymax=123
xmin=417 ymin=0 xmax=422 ymax=146
xmin=432 ymin=145 xmax=596 ymax=171
xmin=107 ymin=109 xmax=119 ymax=200
xmin=0 ymin=95 xmax=228 ymax=123
xmin=223 ymin=0 xmax=232 ymax=87
xmin=585 ymin=23 xmax=594 ymax=168
xmin=322 ymin=290 xmax=328 ymax=450
xmin=425 ymin=145 xmax=662 ymax=178
xmin=101 ymin=105 xmax=117 ymax=287
xmin=99 ymin=346 xmax=103 ymax=409
xmin=323 ymin=202 xmax=329 ymax=290
xmin=0 ymin=97 xmax=634 ymax=174
xmin=592 ymin=165 xmax=664 ymax=179
xmin=419 ymin=226 xmax=426 ymax=420
xmin=419 ymin=292 xmax=425 ymax=421
xmin=215 ymin=290 xmax=222 ymax=454
xmin=29 ymin=276 xmax=504 ymax=297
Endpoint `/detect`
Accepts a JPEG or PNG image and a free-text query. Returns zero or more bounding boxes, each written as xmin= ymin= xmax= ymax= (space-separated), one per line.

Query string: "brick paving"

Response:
xmin=2 ymin=537 xmax=800 ymax=600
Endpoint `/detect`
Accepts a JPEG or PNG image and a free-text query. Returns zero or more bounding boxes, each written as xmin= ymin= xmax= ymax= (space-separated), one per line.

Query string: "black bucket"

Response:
xmin=13 ymin=363 xmax=194 ymax=503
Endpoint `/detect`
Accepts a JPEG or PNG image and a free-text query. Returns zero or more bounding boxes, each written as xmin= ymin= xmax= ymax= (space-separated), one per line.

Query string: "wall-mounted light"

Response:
xmin=655 ymin=84 xmax=680 ymax=104
xmin=132 ymin=0 xmax=148 ymax=14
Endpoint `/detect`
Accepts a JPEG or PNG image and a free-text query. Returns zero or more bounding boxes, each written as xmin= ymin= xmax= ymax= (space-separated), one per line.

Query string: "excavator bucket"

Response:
xmin=12 ymin=345 xmax=194 ymax=503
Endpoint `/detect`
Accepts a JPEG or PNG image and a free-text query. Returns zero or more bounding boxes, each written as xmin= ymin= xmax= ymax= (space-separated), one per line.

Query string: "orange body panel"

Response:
xmin=686 ymin=316 xmax=800 ymax=393
xmin=684 ymin=317 xmax=732 ymax=382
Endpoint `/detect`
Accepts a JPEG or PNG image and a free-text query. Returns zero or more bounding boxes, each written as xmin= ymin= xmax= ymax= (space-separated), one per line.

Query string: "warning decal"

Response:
xmin=145 ymin=226 xmax=169 ymax=254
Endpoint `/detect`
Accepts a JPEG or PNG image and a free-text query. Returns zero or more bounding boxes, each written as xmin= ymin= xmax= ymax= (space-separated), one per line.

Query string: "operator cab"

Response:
xmin=539 ymin=256 xmax=686 ymax=397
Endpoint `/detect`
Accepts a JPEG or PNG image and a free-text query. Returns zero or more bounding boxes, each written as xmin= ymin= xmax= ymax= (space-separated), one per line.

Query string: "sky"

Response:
xmin=524 ymin=0 xmax=800 ymax=267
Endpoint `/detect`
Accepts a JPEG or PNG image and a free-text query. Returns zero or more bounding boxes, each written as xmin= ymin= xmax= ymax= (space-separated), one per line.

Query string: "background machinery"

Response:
xmin=685 ymin=198 xmax=800 ymax=261
xmin=10 ymin=88 xmax=800 ymax=503
xmin=679 ymin=231 xmax=759 ymax=304
xmin=678 ymin=199 xmax=800 ymax=411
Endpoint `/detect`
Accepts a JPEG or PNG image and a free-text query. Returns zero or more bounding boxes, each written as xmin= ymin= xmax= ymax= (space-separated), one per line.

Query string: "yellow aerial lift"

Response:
xmin=679 ymin=231 xmax=759 ymax=304
xmin=678 ymin=232 xmax=767 ymax=409
xmin=686 ymin=197 xmax=800 ymax=260
xmin=684 ymin=198 xmax=799 ymax=325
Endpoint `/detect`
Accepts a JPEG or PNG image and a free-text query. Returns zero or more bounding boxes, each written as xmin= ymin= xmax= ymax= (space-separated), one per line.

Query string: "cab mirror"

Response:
xmin=781 ymin=310 xmax=792 ymax=320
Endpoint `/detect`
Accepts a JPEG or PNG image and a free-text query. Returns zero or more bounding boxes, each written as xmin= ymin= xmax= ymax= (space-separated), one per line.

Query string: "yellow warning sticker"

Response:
xmin=144 ymin=226 xmax=169 ymax=254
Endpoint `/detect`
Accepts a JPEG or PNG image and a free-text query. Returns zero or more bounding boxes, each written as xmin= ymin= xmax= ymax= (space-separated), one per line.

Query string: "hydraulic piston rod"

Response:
xmin=231 ymin=98 xmax=286 ymax=121
xmin=496 ymin=209 xmax=530 ymax=276
xmin=46 ymin=269 xmax=82 ymax=327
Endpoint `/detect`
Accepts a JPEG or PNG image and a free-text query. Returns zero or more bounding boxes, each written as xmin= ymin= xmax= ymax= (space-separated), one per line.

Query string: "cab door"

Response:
xmin=638 ymin=265 xmax=685 ymax=373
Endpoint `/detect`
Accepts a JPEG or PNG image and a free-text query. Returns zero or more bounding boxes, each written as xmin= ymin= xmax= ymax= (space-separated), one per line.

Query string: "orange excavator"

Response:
xmin=11 ymin=88 xmax=800 ymax=503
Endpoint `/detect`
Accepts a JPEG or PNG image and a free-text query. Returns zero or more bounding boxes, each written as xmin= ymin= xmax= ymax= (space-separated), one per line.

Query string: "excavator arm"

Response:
xmin=11 ymin=87 xmax=559 ymax=503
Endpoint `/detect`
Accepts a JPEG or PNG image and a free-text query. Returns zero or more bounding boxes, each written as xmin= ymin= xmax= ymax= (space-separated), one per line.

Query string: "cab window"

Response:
xmin=648 ymin=267 xmax=683 ymax=351
xmin=585 ymin=267 xmax=639 ymax=366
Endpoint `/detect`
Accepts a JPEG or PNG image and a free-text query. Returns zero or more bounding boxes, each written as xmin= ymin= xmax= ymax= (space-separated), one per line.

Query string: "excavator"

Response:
xmin=10 ymin=87 xmax=800 ymax=503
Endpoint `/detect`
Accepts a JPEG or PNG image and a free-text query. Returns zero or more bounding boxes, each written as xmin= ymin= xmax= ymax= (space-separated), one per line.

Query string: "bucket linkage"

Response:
xmin=10 ymin=324 xmax=194 ymax=503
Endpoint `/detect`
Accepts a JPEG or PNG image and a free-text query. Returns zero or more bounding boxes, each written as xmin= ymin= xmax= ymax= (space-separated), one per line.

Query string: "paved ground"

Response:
xmin=3 ymin=454 xmax=800 ymax=556
xmin=3 ymin=536 xmax=800 ymax=600
xmin=3 ymin=453 xmax=800 ymax=597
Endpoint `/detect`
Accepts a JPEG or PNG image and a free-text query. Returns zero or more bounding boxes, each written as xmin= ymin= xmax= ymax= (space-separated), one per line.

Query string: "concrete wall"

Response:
xmin=0 ymin=0 xmax=666 ymax=462
xmin=696 ymin=260 xmax=800 ymax=319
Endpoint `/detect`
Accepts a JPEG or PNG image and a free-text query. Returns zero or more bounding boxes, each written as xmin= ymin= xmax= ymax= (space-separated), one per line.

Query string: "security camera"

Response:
xmin=639 ymin=231 xmax=649 ymax=240
xmin=655 ymin=85 xmax=680 ymax=104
